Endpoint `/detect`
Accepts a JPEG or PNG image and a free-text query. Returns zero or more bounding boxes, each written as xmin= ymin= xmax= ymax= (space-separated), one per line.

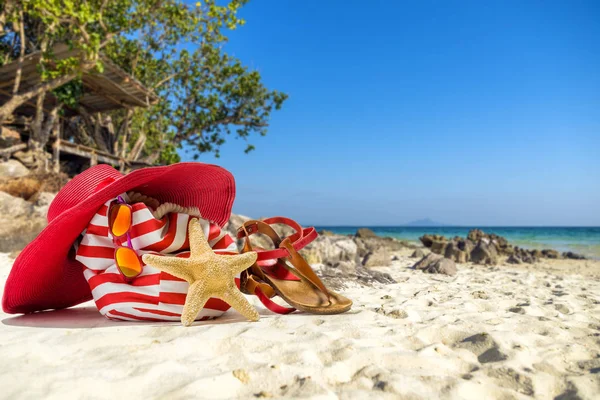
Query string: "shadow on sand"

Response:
xmin=1 ymin=305 xmax=271 ymax=329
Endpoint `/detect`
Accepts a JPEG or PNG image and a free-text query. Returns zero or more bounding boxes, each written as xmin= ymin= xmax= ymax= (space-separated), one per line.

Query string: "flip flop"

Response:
xmin=237 ymin=217 xmax=352 ymax=315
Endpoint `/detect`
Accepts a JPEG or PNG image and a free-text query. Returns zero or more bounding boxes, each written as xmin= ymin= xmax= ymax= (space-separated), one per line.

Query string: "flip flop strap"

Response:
xmin=237 ymin=218 xmax=317 ymax=262
xmin=242 ymin=271 xmax=296 ymax=314
xmin=280 ymin=238 xmax=330 ymax=299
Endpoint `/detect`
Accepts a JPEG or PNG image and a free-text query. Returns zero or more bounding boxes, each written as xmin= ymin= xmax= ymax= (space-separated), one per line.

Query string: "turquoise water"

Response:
xmin=314 ymin=226 xmax=600 ymax=259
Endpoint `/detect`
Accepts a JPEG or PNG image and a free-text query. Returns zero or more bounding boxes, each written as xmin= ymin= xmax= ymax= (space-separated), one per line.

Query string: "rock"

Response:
xmin=459 ymin=239 xmax=476 ymax=254
xmin=355 ymin=236 xmax=406 ymax=258
xmin=0 ymin=191 xmax=48 ymax=252
xmin=513 ymin=247 xmax=537 ymax=264
xmin=430 ymin=239 xmax=448 ymax=255
xmin=0 ymin=159 xmax=29 ymax=178
xmin=434 ymin=257 xmax=457 ymax=276
xmin=542 ymin=249 xmax=560 ymax=259
xmin=300 ymin=248 xmax=322 ymax=265
xmin=562 ymin=251 xmax=586 ymax=260
xmin=507 ymin=254 xmax=522 ymax=264
xmin=467 ymin=229 xmax=511 ymax=255
xmin=33 ymin=192 xmax=55 ymax=218
xmin=467 ymin=229 xmax=486 ymax=242
xmin=362 ymin=249 xmax=391 ymax=268
xmin=12 ymin=150 xmax=36 ymax=169
xmin=301 ymin=235 xmax=358 ymax=266
xmin=444 ymin=241 xmax=468 ymax=263
xmin=411 ymin=248 xmax=425 ymax=258
xmin=0 ymin=127 xmax=21 ymax=148
xmin=419 ymin=234 xmax=447 ymax=248
xmin=470 ymin=240 xmax=499 ymax=265
xmin=355 ymin=228 xmax=377 ymax=238
xmin=0 ymin=191 xmax=34 ymax=218
xmin=413 ymin=253 xmax=457 ymax=276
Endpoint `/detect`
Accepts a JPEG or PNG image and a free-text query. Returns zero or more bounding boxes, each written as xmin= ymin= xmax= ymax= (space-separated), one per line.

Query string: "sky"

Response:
xmin=181 ymin=0 xmax=600 ymax=226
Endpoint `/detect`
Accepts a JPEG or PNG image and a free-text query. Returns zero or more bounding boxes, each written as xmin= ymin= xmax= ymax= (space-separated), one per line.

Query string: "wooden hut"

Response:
xmin=0 ymin=43 xmax=158 ymax=173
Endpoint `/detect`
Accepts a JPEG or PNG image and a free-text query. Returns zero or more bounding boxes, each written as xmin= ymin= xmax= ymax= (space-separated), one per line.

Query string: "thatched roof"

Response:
xmin=0 ymin=43 xmax=158 ymax=116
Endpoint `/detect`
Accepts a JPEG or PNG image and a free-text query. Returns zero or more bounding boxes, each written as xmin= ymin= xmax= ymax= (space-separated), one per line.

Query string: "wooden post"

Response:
xmin=90 ymin=151 xmax=98 ymax=167
xmin=53 ymin=120 xmax=61 ymax=173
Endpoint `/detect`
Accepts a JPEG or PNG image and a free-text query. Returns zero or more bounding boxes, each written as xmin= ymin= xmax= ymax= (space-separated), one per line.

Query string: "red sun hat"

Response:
xmin=2 ymin=162 xmax=236 ymax=314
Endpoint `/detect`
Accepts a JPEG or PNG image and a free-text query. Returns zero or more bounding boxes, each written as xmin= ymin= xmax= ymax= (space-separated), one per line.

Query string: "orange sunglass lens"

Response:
xmin=109 ymin=204 xmax=132 ymax=237
xmin=115 ymin=247 xmax=142 ymax=278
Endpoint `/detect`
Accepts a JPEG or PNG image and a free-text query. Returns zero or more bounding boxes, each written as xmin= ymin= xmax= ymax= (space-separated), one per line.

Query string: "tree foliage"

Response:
xmin=0 ymin=0 xmax=287 ymax=165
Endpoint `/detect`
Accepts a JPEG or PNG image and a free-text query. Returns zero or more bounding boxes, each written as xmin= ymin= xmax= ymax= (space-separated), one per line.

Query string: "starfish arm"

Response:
xmin=221 ymin=286 xmax=260 ymax=322
xmin=221 ymin=251 xmax=258 ymax=275
xmin=141 ymin=253 xmax=194 ymax=282
xmin=187 ymin=218 xmax=214 ymax=255
xmin=181 ymin=280 xmax=210 ymax=327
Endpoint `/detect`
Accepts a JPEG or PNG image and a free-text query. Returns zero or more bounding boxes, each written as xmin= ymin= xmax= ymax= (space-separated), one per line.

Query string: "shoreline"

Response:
xmin=315 ymin=226 xmax=600 ymax=260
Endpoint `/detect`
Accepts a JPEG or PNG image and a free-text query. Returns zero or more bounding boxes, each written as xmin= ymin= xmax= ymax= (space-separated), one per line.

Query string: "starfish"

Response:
xmin=142 ymin=218 xmax=259 ymax=326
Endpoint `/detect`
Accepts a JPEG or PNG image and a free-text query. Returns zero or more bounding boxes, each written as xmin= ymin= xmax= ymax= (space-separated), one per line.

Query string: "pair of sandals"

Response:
xmin=236 ymin=217 xmax=352 ymax=315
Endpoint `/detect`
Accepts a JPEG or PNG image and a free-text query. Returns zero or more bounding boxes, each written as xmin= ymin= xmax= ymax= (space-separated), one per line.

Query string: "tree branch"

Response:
xmin=11 ymin=8 xmax=25 ymax=95
xmin=153 ymin=72 xmax=179 ymax=89
xmin=0 ymin=57 xmax=88 ymax=123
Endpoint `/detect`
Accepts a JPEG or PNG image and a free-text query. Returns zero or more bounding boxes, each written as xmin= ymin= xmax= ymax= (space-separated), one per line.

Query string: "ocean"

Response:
xmin=313 ymin=226 xmax=600 ymax=260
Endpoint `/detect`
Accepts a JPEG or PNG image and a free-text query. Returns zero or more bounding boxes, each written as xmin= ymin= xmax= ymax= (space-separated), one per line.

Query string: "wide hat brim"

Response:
xmin=2 ymin=162 xmax=235 ymax=314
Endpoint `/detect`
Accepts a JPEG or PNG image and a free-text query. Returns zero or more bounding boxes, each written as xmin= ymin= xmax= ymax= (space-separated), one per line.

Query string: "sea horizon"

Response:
xmin=313 ymin=225 xmax=600 ymax=260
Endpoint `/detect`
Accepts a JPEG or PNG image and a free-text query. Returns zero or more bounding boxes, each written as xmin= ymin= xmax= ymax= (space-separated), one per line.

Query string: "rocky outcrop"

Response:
xmin=420 ymin=229 xmax=586 ymax=265
xmin=413 ymin=253 xmax=457 ymax=276
xmin=0 ymin=191 xmax=53 ymax=252
xmin=0 ymin=160 xmax=29 ymax=178
xmin=470 ymin=240 xmax=499 ymax=265
xmin=300 ymin=235 xmax=358 ymax=266
xmin=508 ymin=247 xmax=538 ymax=264
xmin=362 ymin=249 xmax=391 ymax=268
xmin=563 ymin=251 xmax=586 ymax=260
xmin=355 ymin=228 xmax=377 ymax=238
xmin=541 ymin=249 xmax=560 ymax=259
xmin=411 ymin=248 xmax=425 ymax=258
xmin=444 ymin=241 xmax=469 ymax=263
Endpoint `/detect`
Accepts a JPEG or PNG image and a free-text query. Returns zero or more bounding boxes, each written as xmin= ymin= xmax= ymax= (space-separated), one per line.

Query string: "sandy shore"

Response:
xmin=1 ymin=250 xmax=599 ymax=399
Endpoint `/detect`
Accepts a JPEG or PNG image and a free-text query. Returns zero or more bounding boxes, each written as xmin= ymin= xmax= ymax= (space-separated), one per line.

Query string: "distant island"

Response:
xmin=404 ymin=218 xmax=446 ymax=227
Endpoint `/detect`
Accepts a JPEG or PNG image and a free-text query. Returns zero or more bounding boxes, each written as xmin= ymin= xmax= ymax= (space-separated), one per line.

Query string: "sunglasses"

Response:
xmin=109 ymin=196 xmax=143 ymax=281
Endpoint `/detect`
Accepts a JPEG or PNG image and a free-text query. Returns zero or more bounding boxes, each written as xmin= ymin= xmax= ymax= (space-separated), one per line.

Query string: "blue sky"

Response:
xmin=181 ymin=0 xmax=600 ymax=226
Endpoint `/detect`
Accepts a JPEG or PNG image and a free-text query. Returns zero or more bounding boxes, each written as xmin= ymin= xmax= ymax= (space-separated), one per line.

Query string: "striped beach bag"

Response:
xmin=75 ymin=193 xmax=238 ymax=322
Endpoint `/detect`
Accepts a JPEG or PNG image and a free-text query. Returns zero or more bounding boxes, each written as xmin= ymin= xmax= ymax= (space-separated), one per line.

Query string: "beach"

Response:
xmin=2 ymin=249 xmax=599 ymax=399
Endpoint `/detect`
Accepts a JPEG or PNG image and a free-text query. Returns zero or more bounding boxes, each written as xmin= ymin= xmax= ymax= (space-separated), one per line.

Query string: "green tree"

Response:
xmin=0 ymin=0 xmax=287 ymax=167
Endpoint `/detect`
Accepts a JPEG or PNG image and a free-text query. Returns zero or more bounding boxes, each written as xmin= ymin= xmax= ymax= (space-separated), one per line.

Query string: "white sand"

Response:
xmin=1 ymin=250 xmax=600 ymax=399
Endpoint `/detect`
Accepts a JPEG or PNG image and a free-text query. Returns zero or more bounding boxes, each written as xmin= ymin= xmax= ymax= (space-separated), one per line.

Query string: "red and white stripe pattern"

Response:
xmin=75 ymin=194 xmax=238 ymax=322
